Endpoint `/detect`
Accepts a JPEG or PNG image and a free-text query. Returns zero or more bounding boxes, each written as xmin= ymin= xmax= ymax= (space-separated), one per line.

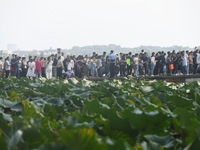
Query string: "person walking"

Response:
xmin=119 ymin=54 xmax=126 ymax=77
xmin=181 ymin=51 xmax=188 ymax=75
xmin=188 ymin=52 xmax=194 ymax=74
xmin=96 ymin=55 xmax=103 ymax=77
xmin=150 ymin=52 xmax=156 ymax=76
xmin=126 ymin=52 xmax=133 ymax=76
xmin=21 ymin=57 xmax=27 ymax=77
xmin=46 ymin=56 xmax=53 ymax=79
xmin=26 ymin=58 xmax=35 ymax=79
xmin=41 ymin=57 xmax=47 ymax=78
xmin=11 ymin=54 xmax=19 ymax=78
xmin=35 ymin=57 xmax=42 ymax=79
xmin=57 ymin=56 xmax=63 ymax=78
xmin=4 ymin=57 xmax=10 ymax=78
xmin=133 ymin=54 xmax=139 ymax=77
xmin=52 ymin=54 xmax=58 ymax=78
xmin=108 ymin=50 xmax=116 ymax=78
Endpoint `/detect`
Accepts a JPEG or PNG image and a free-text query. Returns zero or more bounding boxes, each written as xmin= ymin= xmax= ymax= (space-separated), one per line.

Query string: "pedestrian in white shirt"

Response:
xmin=46 ymin=56 xmax=53 ymax=79
xmin=4 ymin=57 xmax=10 ymax=78
xmin=26 ymin=58 xmax=36 ymax=78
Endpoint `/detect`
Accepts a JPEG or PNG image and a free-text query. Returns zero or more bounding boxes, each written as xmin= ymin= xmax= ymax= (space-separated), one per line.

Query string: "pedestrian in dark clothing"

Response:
xmin=126 ymin=52 xmax=133 ymax=76
xmin=11 ymin=54 xmax=19 ymax=78
xmin=119 ymin=54 xmax=126 ymax=77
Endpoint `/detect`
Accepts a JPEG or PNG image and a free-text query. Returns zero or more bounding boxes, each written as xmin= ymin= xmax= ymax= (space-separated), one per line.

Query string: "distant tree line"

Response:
xmin=13 ymin=44 xmax=197 ymax=57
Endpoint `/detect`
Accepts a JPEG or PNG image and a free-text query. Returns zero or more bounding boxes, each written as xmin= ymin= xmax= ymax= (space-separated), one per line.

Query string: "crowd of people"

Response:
xmin=0 ymin=48 xmax=200 ymax=80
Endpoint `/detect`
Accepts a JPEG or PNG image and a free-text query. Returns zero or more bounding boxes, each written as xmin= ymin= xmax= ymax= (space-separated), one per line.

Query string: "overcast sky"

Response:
xmin=0 ymin=0 xmax=200 ymax=50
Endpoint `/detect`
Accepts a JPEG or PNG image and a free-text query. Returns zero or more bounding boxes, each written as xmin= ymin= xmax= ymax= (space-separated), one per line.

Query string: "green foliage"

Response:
xmin=0 ymin=77 xmax=200 ymax=149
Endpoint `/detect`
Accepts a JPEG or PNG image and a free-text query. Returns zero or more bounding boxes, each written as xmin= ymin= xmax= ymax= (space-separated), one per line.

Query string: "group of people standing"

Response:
xmin=0 ymin=53 xmax=75 ymax=79
xmin=77 ymin=49 xmax=200 ymax=78
xmin=106 ymin=49 xmax=200 ymax=77
xmin=0 ymin=48 xmax=200 ymax=80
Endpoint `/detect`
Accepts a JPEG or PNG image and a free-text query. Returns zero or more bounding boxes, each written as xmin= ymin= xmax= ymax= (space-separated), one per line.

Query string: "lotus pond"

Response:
xmin=0 ymin=77 xmax=200 ymax=150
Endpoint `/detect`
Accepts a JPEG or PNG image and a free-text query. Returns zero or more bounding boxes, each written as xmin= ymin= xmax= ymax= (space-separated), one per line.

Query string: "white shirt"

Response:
xmin=46 ymin=60 xmax=53 ymax=72
xmin=196 ymin=53 xmax=200 ymax=64
xmin=69 ymin=59 xmax=74 ymax=69
xmin=4 ymin=60 xmax=10 ymax=70
xmin=182 ymin=54 xmax=188 ymax=66
xmin=151 ymin=56 xmax=156 ymax=65
xmin=61 ymin=56 xmax=65 ymax=62
xmin=109 ymin=53 xmax=116 ymax=63
xmin=133 ymin=57 xmax=139 ymax=65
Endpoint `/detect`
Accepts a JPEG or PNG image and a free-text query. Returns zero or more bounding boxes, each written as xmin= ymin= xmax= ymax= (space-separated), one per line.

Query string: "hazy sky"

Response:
xmin=0 ymin=0 xmax=200 ymax=50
